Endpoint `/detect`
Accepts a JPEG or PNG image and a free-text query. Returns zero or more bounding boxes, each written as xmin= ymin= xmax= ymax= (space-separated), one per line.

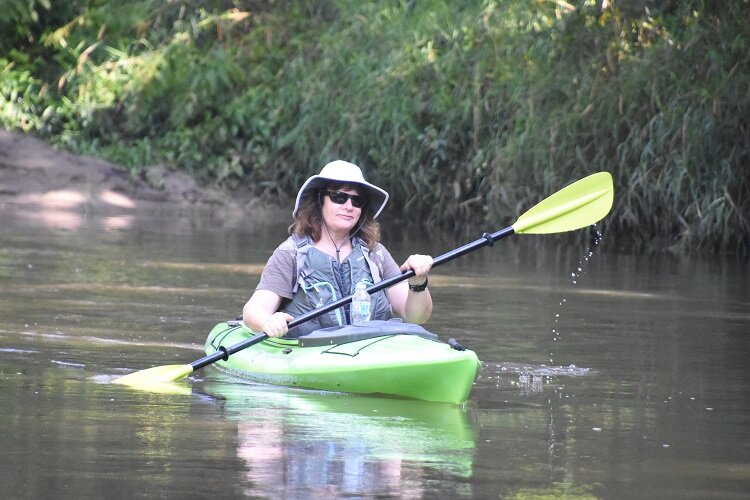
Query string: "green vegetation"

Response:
xmin=2 ymin=0 xmax=748 ymax=254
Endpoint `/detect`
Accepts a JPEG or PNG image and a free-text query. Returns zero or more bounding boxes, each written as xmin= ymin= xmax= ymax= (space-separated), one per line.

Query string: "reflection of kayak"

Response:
xmin=204 ymin=320 xmax=481 ymax=404
xmin=202 ymin=377 xmax=478 ymax=443
xmin=200 ymin=377 xmax=477 ymax=480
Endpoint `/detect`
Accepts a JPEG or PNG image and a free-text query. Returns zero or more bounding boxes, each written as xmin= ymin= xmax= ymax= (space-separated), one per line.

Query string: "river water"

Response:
xmin=1 ymin=201 xmax=748 ymax=499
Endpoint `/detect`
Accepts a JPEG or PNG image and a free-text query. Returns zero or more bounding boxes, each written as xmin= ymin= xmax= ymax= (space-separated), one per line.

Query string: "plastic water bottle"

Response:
xmin=351 ymin=281 xmax=371 ymax=324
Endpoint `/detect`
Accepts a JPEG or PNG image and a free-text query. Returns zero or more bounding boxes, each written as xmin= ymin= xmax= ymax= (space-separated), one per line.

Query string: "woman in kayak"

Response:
xmin=242 ymin=160 xmax=433 ymax=338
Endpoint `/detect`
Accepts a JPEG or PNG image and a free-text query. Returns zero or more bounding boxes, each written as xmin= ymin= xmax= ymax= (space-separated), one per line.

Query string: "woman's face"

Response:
xmin=320 ymin=185 xmax=364 ymax=235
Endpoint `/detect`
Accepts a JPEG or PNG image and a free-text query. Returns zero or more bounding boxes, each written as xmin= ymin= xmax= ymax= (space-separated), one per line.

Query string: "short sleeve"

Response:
xmin=256 ymin=240 xmax=297 ymax=300
xmin=368 ymin=243 xmax=401 ymax=280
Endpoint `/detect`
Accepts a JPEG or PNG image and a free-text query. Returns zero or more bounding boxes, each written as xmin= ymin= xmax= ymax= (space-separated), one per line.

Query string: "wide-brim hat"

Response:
xmin=293 ymin=161 xmax=389 ymax=219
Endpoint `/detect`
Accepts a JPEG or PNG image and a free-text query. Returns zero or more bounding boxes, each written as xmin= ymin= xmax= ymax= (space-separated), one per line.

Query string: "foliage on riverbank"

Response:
xmin=2 ymin=1 xmax=748 ymax=254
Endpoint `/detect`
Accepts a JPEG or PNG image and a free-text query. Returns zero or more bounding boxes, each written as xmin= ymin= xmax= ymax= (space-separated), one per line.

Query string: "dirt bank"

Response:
xmin=0 ymin=128 xmax=288 ymax=228
xmin=0 ymin=128 xmax=227 ymax=208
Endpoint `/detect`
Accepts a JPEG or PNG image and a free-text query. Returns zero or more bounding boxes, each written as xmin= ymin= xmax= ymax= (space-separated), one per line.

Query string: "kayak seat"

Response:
xmin=298 ymin=319 xmax=439 ymax=348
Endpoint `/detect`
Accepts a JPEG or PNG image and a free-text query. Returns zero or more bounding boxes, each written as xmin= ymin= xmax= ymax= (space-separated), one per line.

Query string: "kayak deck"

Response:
xmin=205 ymin=320 xmax=480 ymax=404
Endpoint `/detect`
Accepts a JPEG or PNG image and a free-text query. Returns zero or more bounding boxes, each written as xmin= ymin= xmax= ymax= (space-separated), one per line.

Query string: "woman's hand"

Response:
xmin=243 ymin=289 xmax=292 ymax=338
xmin=400 ymin=254 xmax=433 ymax=286
xmin=388 ymin=253 xmax=434 ymax=324
xmin=261 ymin=311 xmax=294 ymax=338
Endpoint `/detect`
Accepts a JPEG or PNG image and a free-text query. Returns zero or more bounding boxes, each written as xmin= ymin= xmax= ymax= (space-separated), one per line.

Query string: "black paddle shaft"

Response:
xmin=190 ymin=226 xmax=515 ymax=371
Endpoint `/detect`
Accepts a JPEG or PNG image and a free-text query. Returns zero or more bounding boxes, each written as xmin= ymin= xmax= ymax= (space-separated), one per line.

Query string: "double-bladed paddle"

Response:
xmin=113 ymin=171 xmax=614 ymax=390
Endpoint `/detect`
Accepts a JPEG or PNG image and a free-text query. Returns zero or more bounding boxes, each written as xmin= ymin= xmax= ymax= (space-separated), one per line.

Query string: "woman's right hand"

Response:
xmin=261 ymin=311 xmax=294 ymax=338
xmin=243 ymin=290 xmax=291 ymax=338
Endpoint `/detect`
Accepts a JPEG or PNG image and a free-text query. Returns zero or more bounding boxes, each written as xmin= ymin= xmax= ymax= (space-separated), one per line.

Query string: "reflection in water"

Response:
xmin=13 ymin=186 xmax=138 ymax=232
xmin=518 ymin=372 xmax=544 ymax=394
xmin=101 ymin=214 xmax=134 ymax=231
xmin=11 ymin=206 xmax=135 ymax=232
xmin=200 ymin=378 xmax=477 ymax=498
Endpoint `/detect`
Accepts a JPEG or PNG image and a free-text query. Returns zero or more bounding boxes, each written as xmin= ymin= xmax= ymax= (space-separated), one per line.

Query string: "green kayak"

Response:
xmin=204 ymin=320 xmax=481 ymax=404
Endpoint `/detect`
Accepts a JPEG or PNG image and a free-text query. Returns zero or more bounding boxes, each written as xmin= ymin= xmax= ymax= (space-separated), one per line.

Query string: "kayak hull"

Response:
xmin=204 ymin=321 xmax=480 ymax=404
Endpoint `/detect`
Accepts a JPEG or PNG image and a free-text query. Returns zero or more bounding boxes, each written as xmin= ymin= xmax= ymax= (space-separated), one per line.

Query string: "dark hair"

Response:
xmin=289 ymin=183 xmax=381 ymax=250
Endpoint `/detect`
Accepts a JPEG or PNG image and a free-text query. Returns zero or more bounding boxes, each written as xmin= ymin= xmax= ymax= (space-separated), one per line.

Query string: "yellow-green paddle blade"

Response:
xmin=512 ymin=172 xmax=614 ymax=234
xmin=113 ymin=364 xmax=194 ymax=388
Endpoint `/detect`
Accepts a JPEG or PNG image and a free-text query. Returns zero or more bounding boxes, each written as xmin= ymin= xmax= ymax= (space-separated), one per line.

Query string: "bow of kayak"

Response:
xmin=204 ymin=320 xmax=481 ymax=404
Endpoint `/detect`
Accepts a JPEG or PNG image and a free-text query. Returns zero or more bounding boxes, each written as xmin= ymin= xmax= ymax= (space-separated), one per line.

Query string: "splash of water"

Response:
xmin=549 ymin=227 xmax=603 ymax=364
xmin=491 ymin=363 xmax=593 ymax=395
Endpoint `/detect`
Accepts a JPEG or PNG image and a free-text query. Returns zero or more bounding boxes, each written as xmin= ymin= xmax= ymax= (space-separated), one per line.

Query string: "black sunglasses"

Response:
xmin=325 ymin=190 xmax=367 ymax=208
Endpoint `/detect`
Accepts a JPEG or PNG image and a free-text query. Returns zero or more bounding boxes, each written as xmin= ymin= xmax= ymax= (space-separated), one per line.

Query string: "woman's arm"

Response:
xmin=386 ymin=254 xmax=433 ymax=324
xmin=242 ymin=289 xmax=293 ymax=337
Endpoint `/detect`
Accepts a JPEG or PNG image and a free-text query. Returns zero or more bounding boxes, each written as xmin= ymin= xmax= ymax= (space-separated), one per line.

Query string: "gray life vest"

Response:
xmin=280 ymin=234 xmax=393 ymax=338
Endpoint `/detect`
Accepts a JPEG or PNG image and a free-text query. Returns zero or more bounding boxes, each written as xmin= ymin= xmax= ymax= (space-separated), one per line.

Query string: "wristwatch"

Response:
xmin=408 ymin=276 xmax=428 ymax=292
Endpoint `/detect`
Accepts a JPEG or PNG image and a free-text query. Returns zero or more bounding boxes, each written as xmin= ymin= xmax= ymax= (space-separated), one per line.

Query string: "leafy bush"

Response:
xmin=1 ymin=0 xmax=748 ymax=254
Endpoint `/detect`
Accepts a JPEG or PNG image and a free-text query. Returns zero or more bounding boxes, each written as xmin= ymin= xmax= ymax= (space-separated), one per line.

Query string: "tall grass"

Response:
xmin=1 ymin=0 xmax=748 ymax=254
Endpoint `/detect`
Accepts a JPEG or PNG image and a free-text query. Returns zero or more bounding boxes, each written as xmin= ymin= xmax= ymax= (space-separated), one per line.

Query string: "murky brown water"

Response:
xmin=1 ymin=202 xmax=748 ymax=499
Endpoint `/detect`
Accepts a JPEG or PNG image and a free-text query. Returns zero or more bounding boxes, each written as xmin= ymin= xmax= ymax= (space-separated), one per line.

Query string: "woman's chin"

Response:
xmin=331 ymin=219 xmax=356 ymax=231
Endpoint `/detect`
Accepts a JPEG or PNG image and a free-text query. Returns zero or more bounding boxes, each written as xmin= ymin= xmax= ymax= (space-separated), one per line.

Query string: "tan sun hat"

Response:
xmin=293 ymin=161 xmax=389 ymax=219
